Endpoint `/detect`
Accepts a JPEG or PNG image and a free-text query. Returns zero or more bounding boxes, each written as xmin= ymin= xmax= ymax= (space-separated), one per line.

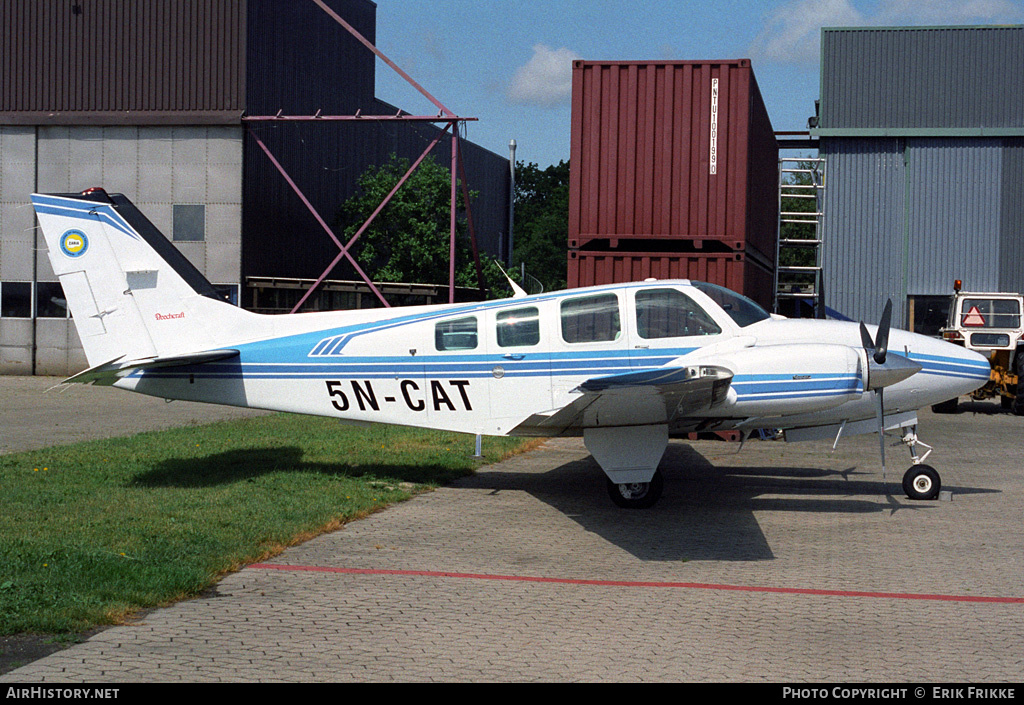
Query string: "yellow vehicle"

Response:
xmin=932 ymin=281 xmax=1024 ymax=415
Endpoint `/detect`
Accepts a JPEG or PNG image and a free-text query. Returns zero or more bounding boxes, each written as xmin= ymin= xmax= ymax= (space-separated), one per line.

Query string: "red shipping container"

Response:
xmin=567 ymin=249 xmax=774 ymax=312
xmin=568 ymin=60 xmax=778 ymax=262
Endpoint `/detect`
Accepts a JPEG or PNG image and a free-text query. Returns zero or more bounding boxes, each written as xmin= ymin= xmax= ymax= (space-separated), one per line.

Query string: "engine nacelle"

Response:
xmin=702 ymin=344 xmax=864 ymax=417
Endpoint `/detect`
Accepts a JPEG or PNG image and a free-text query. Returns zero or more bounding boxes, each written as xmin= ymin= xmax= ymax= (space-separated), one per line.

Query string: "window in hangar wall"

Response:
xmin=1 ymin=282 xmax=32 ymax=318
xmin=173 ymin=205 xmax=206 ymax=242
xmin=908 ymin=295 xmax=951 ymax=337
xmin=35 ymin=282 xmax=69 ymax=319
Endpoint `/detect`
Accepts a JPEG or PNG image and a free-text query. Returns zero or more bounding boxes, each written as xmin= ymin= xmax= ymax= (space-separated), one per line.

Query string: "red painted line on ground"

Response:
xmin=248 ymin=563 xmax=1024 ymax=605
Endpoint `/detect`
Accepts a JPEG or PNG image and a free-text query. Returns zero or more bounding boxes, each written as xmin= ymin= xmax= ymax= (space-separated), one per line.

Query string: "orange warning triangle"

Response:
xmin=963 ymin=306 xmax=986 ymax=326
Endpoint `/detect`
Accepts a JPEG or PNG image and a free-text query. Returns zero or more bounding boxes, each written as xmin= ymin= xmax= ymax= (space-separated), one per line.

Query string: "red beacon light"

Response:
xmin=953 ymin=279 xmax=962 ymax=292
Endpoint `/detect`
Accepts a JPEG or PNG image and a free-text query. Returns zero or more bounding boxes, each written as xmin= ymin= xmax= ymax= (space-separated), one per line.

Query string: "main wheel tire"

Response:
xmin=1014 ymin=350 xmax=1024 ymax=416
xmin=931 ymin=397 xmax=958 ymax=414
xmin=902 ymin=464 xmax=941 ymax=501
xmin=607 ymin=469 xmax=664 ymax=509
xmin=1013 ymin=396 xmax=1024 ymax=416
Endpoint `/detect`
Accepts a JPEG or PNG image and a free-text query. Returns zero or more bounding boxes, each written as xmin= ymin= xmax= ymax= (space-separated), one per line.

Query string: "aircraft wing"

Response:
xmin=512 ymin=364 xmax=733 ymax=436
xmin=63 ymin=349 xmax=240 ymax=385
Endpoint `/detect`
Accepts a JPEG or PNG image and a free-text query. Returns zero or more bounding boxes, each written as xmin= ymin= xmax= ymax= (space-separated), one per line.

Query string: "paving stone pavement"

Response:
xmin=1 ymin=376 xmax=268 ymax=455
xmin=2 ymin=376 xmax=1023 ymax=682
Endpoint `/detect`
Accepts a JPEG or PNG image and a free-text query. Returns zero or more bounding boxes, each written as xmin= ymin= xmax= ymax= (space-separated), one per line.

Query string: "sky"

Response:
xmin=367 ymin=0 xmax=1024 ymax=168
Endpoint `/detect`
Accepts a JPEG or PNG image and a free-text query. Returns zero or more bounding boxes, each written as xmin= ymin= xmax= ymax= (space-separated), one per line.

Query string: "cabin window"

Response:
xmin=636 ymin=288 xmax=721 ymax=338
xmin=497 ymin=307 xmax=540 ymax=347
xmin=692 ymin=281 xmax=770 ymax=327
xmin=435 ymin=316 xmax=478 ymax=351
xmin=561 ymin=293 xmax=620 ymax=344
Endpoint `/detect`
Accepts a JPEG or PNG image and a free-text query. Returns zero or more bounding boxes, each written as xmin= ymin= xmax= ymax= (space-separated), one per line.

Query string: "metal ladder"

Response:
xmin=773 ymin=158 xmax=826 ymax=317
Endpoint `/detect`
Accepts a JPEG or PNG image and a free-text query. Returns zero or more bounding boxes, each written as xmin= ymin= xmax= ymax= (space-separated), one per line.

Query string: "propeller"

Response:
xmin=859 ymin=299 xmax=892 ymax=365
xmin=858 ymin=300 xmax=900 ymax=483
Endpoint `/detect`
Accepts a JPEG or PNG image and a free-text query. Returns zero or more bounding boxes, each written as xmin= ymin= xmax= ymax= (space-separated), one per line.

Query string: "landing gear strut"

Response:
xmin=899 ymin=425 xmax=941 ymax=500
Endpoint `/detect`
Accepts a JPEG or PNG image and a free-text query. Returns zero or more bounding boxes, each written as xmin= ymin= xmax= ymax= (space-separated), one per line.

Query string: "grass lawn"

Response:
xmin=0 ymin=414 xmax=537 ymax=635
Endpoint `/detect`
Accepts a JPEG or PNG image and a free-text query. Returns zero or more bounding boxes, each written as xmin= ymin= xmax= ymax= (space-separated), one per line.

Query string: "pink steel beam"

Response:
xmin=262 ymin=2 xmax=481 ymax=309
xmin=449 ymin=132 xmax=458 ymax=303
xmin=243 ymin=114 xmax=477 ymax=123
xmin=246 ymin=127 xmax=390 ymax=310
xmin=311 ymin=0 xmax=456 ymax=118
xmin=289 ymin=123 xmax=454 ymax=313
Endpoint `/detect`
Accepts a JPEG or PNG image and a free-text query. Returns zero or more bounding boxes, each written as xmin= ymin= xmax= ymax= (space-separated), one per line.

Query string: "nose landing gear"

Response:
xmin=899 ymin=426 xmax=941 ymax=500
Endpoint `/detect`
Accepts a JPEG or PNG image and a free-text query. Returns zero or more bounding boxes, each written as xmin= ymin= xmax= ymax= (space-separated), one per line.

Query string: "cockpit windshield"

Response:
xmin=691 ymin=282 xmax=771 ymax=328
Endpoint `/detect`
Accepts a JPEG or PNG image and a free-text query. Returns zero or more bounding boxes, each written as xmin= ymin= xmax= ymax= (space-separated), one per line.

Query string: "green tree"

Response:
xmin=337 ymin=154 xmax=509 ymax=297
xmin=512 ymin=160 xmax=570 ymax=292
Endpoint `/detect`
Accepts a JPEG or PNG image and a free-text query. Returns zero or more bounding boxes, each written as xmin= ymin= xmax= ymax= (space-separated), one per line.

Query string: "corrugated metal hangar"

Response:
xmin=814 ymin=25 xmax=1024 ymax=332
xmin=0 ymin=0 xmax=510 ymax=375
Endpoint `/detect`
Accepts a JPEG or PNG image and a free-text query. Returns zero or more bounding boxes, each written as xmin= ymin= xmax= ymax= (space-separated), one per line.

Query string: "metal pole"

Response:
xmin=508 ymin=139 xmax=516 ymax=267
xmin=31 ymin=126 xmax=39 ymax=375
xmin=473 ymin=434 xmax=483 ymax=458
xmin=449 ymin=131 xmax=458 ymax=304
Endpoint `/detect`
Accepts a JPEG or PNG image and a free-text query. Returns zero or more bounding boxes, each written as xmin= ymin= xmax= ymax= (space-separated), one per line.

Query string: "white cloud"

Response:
xmin=749 ymin=0 xmax=864 ymax=64
xmin=749 ymin=0 xmax=1024 ymax=66
xmin=877 ymin=0 xmax=1024 ymax=24
xmin=508 ymin=44 xmax=581 ymax=107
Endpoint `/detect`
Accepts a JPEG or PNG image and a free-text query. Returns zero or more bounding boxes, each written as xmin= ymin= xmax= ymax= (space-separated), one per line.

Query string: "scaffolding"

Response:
xmin=241 ymin=0 xmax=485 ymax=313
xmin=774 ymin=157 xmax=826 ymax=318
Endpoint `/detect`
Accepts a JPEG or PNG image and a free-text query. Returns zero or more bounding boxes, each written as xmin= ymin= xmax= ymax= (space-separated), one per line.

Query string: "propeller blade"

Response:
xmin=874 ymin=299 xmax=892 ymax=364
xmin=859 ymin=321 xmax=874 ymax=351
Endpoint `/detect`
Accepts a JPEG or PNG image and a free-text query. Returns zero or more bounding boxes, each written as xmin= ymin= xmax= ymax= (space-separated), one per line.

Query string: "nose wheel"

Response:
xmin=902 ymin=464 xmax=940 ymax=500
xmin=899 ymin=426 xmax=941 ymax=500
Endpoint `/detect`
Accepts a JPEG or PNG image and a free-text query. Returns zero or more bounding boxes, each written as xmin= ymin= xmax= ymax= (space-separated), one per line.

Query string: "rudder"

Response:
xmin=31 ymin=188 xmax=254 ymax=368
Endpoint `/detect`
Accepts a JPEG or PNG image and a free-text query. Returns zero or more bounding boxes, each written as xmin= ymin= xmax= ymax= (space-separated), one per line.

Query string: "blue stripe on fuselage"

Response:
xmin=907 ymin=351 xmax=991 ymax=381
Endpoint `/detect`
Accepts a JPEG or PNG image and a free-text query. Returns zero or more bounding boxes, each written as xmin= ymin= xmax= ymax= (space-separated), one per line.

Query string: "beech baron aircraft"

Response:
xmin=32 ymin=189 xmax=991 ymax=508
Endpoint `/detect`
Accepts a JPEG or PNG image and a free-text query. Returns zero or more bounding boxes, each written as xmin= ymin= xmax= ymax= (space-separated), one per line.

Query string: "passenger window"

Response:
xmin=435 ymin=316 xmax=477 ymax=350
xmin=636 ymin=289 xmax=721 ymax=338
xmin=561 ymin=294 xmax=621 ymax=343
xmin=497 ymin=307 xmax=540 ymax=347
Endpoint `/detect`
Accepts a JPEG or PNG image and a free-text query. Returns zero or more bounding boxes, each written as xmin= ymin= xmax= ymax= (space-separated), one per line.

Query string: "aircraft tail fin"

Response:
xmin=31 ymin=189 xmax=258 ymax=370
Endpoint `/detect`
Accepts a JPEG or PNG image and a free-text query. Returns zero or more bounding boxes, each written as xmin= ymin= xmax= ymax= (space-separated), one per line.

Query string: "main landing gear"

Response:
xmin=899 ymin=425 xmax=941 ymax=501
xmin=585 ymin=425 xmax=669 ymax=509
xmin=607 ymin=469 xmax=664 ymax=509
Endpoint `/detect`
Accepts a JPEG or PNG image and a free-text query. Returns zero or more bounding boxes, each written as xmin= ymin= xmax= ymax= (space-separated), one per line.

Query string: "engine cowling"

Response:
xmin=703 ymin=344 xmax=864 ymax=417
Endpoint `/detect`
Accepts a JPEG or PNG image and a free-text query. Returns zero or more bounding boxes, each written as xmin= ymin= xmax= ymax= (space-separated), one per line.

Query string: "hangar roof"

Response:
xmin=814 ymin=25 xmax=1024 ymax=138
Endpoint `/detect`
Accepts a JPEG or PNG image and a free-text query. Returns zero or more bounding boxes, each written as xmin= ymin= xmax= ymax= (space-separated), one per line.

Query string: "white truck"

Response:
xmin=931 ymin=281 xmax=1024 ymax=415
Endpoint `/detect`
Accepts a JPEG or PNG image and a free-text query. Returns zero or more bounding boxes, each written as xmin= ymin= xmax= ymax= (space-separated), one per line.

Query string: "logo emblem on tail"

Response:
xmin=60 ymin=229 xmax=89 ymax=258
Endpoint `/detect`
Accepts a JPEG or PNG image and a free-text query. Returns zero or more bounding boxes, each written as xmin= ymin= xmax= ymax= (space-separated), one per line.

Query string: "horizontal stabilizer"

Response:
xmin=63 ymin=349 xmax=240 ymax=385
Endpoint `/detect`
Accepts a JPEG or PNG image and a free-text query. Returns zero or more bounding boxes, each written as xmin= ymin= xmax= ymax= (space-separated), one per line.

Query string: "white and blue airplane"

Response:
xmin=31 ymin=189 xmax=991 ymax=508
